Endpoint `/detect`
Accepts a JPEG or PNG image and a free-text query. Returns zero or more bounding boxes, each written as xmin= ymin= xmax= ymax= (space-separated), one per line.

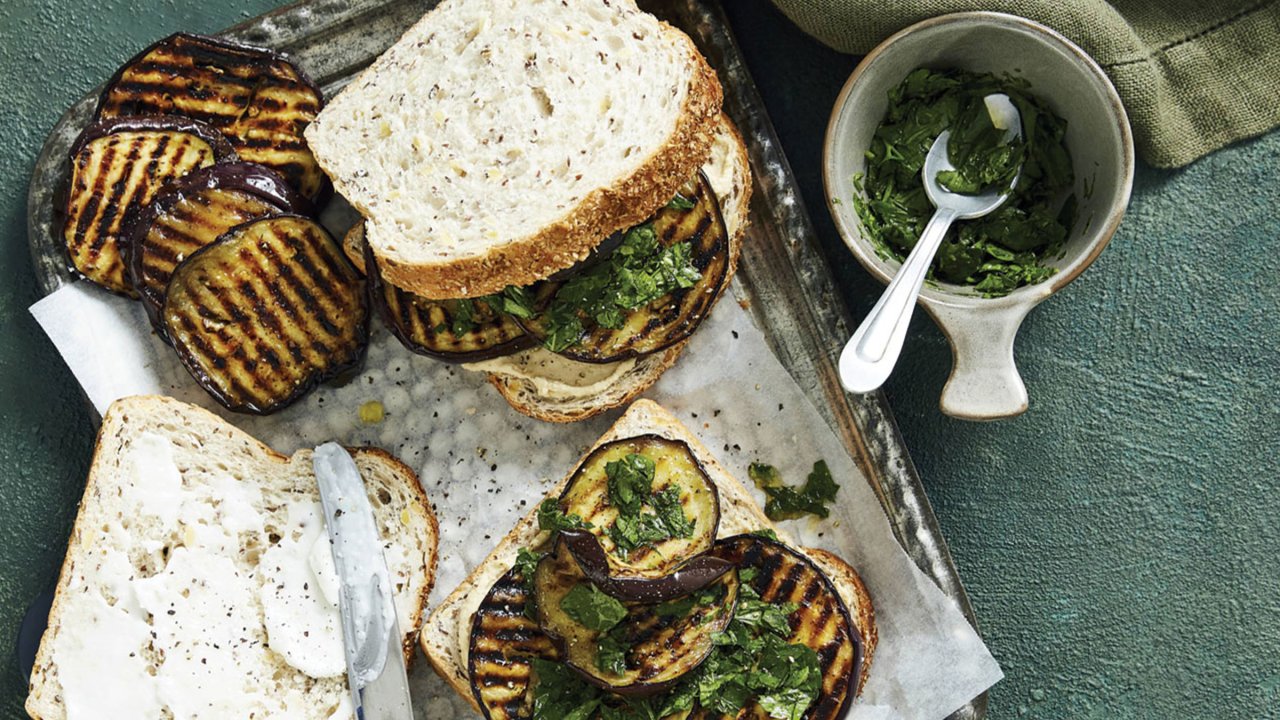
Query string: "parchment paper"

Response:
xmin=31 ymin=280 xmax=1002 ymax=719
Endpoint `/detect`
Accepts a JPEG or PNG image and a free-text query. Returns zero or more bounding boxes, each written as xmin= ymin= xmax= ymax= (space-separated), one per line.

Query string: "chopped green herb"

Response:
xmin=530 ymin=658 xmax=602 ymax=720
xmin=514 ymin=546 xmax=546 ymax=619
xmin=667 ymin=192 xmax=696 ymax=210
xmin=607 ymin=485 xmax=695 ymax=557
xmin=749 ymin=461 xmax=840 ymax=521
xmin=446 ymin=298 xmax=478 ymax=336
xmin=596 ymin=630 xmax=630 ymax=676
xmin=561 ymin=583 xmax=627 ymax=632
xmin=537 ymin=498 xmax=593 ymax=534
xmin=605 ymin=453 xmax=656 ymax=516
xmin=749 ymin=528 xmax=780 ymax=542
xmin=853 ymin=67 xmax=1075 ymax=297
xmin=539 ymin=224 xmax=701 ymax=351
xmin=530 ymin=573 xmax=820 ymax=720
xmin=481 ymin=285 xmax=536 ymax=319
xmin=655 ymin=581 xmax=726 ymax=619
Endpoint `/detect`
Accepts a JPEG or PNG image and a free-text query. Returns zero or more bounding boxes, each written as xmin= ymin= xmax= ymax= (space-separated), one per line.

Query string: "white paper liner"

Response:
xmin=31 ymin=281 xmax=1001 ymax=719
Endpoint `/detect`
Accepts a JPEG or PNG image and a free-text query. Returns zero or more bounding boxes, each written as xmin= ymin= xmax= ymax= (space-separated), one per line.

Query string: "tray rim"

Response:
xmin=24 ymin=1 xmax=988 ymax=717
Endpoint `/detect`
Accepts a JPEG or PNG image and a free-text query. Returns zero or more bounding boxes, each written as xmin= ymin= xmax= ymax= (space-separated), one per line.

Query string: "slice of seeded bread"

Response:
xmin=25 ymin=395 xmax=438 ymax=720
xmin=421 ymin=400 xmax=876 ymax=711
xmin=306 ymin=0 xmax=724 ymax=299
xmin=483 ymin=113 xmax=751 ymax=422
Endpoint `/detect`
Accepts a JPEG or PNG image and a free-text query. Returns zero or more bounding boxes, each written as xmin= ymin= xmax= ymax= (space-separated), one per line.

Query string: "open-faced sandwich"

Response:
xmin=423 ymin=400 xmax=877 ymax=719
xmin=307 ymin=0 xmax=753 ymax=423
xmin=24 ymin=396 xmax=439 ymax=719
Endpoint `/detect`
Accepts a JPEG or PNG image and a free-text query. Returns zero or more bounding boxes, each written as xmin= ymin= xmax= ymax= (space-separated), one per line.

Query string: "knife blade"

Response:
xmin=313 ymin=442 xmax=414 ymax=720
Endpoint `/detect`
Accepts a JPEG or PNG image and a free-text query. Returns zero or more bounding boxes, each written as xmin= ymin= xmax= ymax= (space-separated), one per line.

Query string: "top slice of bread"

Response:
xmin=421 ymin=399 xmax=876 ymax=712
xmin=25 ymin=396 xmax=439 ymax=720
xmin=305 ymin=0 xmax=724 ymax=299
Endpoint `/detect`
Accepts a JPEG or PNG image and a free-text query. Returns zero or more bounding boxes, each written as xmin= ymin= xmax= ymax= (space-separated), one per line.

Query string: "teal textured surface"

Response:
xmin=0 ymin=2 xmax=1277 ymax=720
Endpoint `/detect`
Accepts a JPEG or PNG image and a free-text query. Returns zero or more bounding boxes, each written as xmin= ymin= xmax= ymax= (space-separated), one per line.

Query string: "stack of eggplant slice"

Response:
xmin=468 ymin=437 xmax=865 ymax=720
xmin=363 ymin=171 xmax=731 ymax=365
xmin=59 ymin=32 xmax=368 ymax=414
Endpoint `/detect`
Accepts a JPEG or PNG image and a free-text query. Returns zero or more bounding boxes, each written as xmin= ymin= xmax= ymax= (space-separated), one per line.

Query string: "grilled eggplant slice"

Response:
xmin=560 ymin=529 xmax=733 ymax=604
xmin=698 ymin=535 xmax=864 ymax=720
xmin=533 ymin=541 xmax=739 ymax=696
xmin=517 ymin=172 xmax=730 ymax=363
xmin=364 ymin=238 xmax=535 ymax=362
xmin=469 ymin=567 xmax=560 ymax=720
xmin=62 ymin=116 xmax=235 ymax=295
xmin=555 ymin=435 xmax=719 ymax=586
xmin=128 ymin=161 xmax=305 ymax=326
xmin=96 ymin=32 xmax=327 ymax=202
xmin=162 ymin=214 xmax=368 ymax=414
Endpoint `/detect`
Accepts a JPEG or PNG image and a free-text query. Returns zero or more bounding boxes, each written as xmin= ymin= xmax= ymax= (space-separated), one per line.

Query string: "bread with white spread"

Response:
xmin=25 ymin=395 xmax=438 ymax=720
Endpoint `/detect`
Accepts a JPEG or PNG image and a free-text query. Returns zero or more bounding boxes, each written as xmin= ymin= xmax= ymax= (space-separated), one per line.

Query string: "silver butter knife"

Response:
xmin=313 ymin=442 xmax=414 ymax=720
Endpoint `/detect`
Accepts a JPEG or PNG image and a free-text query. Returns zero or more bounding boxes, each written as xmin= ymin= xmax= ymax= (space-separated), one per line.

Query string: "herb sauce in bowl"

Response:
xmin=853 ymin=68 xmax=1076 ymax=297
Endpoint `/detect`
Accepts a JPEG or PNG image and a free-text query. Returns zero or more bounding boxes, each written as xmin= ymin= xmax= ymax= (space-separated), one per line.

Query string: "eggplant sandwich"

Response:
xmin=423 ymin=400 xmax=878 ymax=720
xmin=58 ymin=32 xmax=370 ymax=415
xmin=306 ymin=0 xmax=753 ymax=423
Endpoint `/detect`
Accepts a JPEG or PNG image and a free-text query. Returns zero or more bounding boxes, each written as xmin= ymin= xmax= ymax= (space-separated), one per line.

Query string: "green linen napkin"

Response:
xmin=767 ymin=0 xmax=1280 ymax=167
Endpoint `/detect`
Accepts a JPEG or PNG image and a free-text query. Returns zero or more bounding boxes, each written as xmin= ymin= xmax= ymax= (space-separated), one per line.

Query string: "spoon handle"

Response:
xmin=839 ymin=207 xmax=958 ymax=393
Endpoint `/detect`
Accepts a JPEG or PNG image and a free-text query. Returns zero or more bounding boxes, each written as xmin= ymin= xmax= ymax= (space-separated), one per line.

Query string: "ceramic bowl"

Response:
xmin=824 ymin=11 xmax=1134 ymax=420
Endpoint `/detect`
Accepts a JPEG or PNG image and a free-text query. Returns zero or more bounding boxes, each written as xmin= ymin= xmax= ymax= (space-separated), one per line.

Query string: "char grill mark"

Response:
xmin=64 ymin=129 xmax=216 ymax=294
xmin=364 ymin=232 xmax=534 ymax=363
xmin=470 ymin=568 xmax=558 ymax=720
xmin=96 ymin=33 xmax=326 ymax=200
xmin=711 ymin=536 xmax=861 ymax=720
xmin=161 ymin=215 xmax=367 ymax=414
xmin=137 ymin=188 xmax=276 ymax=312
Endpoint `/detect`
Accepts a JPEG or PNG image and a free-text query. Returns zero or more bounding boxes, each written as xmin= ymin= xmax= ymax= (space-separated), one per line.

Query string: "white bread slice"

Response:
xmin=306 ymin=0 xmax=724 ymax=299
xmin=25 ymin=396 xmax=438 ymax=720
xmin=421 ymin=399 xmax=876 ymax=711
xmin=480 ymin=114 xmax=753 ymax=422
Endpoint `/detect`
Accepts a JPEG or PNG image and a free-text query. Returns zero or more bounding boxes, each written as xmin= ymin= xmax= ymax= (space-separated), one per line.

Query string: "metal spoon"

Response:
xmin=839 ymin=95 xmax=1023 ymax=394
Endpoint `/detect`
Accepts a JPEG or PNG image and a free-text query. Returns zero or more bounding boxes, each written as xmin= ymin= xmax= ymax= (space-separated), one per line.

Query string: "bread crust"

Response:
xmin=25 ymin=396 xmax=438 ymax=720
xmin=365 ymin=22 xmax=724 ymax=299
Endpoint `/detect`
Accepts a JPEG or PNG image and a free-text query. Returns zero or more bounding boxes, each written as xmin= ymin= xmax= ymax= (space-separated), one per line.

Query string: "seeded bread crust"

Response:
xmin=25 ymin=396 xmax=439 ymax=720
xmin=420 ymin=400 xmax=876 ymax=710
xmin=308 ymin=0 xmax=724 ymax=299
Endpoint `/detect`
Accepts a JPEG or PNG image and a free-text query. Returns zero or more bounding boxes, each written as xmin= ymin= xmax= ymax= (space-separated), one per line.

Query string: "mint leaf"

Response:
xmin=537 ymin=498 xmax=592 ymax=534
xmin=666 ymin=192 xmax=696 ymax=210
xmin=560 ymin=583 xmax=627 ymax=632
xmin=596 ymin=631 xmax=630 ymax=676
xmin=605 ymin=453 xmax=655 ymax=516
xmin=750 ymin=460 xmax=840 ymax=521
xmin=535 ymin=222 xmax=702 ymax=351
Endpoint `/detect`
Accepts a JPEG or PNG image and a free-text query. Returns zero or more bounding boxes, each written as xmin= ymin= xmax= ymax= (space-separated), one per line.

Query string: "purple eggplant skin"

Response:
xmin=469 ymin=566 xmax=560 ymax=720
xmin=60 ymin=115 xmax=238 ymax=296
xmin=127 ymin=161 xmax=308 ymax=329
xmin=559 ymin=529 xmax=734 ymax=604
xmin=161 ymin=213 xmax=369 ymax=415
xmin=533 ymin=539 xmax=739 ymax=698
xmin=363 ymin=238 xmax=537 ymax=363
xmin=555 ymin=435 xmax=721 ymax=580
xmin=709 ymin=535 xmax=863 ymax=720
xmin=95 ymin=32 xmax=330 ymax=204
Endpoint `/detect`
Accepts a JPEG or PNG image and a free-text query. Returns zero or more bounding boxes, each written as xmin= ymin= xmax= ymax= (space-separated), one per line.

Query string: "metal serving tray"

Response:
xmin=26 ymin=2 xmax=986 ymax=717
